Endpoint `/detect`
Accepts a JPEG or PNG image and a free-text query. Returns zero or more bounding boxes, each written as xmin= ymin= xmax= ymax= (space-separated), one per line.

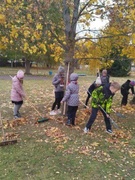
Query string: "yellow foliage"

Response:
xmin=24 ymin=30 xmax=31 ymax=38
xmin=10 ymin=28 xmax=18 ymax=38
xmin=33 ymin=31 xmax=41 ymax=40
xmin=132 ymin=33 xmax=135 ymax=44
xmin=89 ymin=60 xmax=101 ymax=74
xmin=38 ymin=43 xmax=47 ymax=54
xmin=36 ymin=23 xmax=43 ymax=30
xmin=23 ymin=42 xmax=29 ymax=51
xmin=6 ymin=0 xmax=12 ymax=4
xmin=0 ymin=14 xmax=6 ymax=24
xmin=27 ymin=14 xmax=32 ymax=21
xmin=1 ymin=36 xmax=9 ymax=43
xmin=85 ymin=13 xmax=91 ymax=20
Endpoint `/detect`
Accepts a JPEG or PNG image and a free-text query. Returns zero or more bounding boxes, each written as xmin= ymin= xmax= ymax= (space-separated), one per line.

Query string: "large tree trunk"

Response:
xmin=63 ymin=0 xmax=79 ymax=74
xmin=25 ymin=59 xmax=31 ymax=75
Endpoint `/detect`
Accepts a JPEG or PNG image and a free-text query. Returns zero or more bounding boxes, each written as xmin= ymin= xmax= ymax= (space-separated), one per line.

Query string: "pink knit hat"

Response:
xmin=130 ymin=81 xmax=135 ymax=86
xmin=17 ymin=70 xmax=24 ymax=79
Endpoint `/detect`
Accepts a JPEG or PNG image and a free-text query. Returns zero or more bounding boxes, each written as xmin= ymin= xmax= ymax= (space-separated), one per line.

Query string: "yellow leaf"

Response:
xmin=91 ymin=142 xmax=100 ymax=147
xmin=7 ymin=0 xmax=12 ymax=4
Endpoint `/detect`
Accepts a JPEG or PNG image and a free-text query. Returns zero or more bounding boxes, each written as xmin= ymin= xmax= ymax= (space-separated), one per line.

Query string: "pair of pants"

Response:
xmin=52 ymin=91 xmax=64 ymax=110
xmin=86 ymin=107 xmax=111 ymax=131
xmin=121 ymin=92 xmax=128 ymax=106
xmin=12 ymin=101 xmax=23 ymax=116
xmin=67 ymin=106 xmax=78 ymax=125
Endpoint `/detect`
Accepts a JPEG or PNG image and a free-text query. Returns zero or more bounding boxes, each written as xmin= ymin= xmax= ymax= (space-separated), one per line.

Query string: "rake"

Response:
xmin=0 ymin=112 xmax=17 ymax=146
xmin=29 ymin=101 xmax=49 ymax=123
xmin=98 ymin=105 xmax=119 ymax=129
xmin=112 ymin=109 xmax=125 ymax=118
xmin=79 ymin=100 xmax=90 ymax=109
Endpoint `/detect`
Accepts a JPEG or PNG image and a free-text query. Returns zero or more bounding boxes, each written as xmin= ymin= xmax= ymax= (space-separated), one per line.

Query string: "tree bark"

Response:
xmin=25 ymin=59 xmax=31 ymax=75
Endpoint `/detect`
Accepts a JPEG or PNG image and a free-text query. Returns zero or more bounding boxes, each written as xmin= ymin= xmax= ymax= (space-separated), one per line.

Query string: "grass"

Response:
xmin=0 ymin=67 xmax=135 ymax=180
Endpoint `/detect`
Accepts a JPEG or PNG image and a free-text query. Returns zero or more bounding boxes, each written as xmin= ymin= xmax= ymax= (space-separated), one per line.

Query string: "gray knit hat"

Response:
xmin=70 ymin=73 xmax=78 ymax=81
xmin=58 ymin=66 xmax=65 ymax=74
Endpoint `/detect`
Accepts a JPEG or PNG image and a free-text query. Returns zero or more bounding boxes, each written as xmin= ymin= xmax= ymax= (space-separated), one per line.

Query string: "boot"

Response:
xmin=66 ymin=119 xmax=71 ymax=126
xmin=72 ymin=119 xmax=75 ymax=126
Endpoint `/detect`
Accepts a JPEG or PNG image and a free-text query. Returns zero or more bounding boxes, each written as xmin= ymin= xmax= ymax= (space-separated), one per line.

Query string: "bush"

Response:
xmin=109 ymin=59 xmax=131 ymax=77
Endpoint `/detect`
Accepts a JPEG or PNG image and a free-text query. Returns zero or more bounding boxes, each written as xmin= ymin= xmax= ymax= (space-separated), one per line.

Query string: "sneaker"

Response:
xmin=84 ymin=127 xmax=89 ymax=133
xmin=14 ymin=115 xmax=19 ymax=119
xmin=57 ymin=109 xmax=61 ymax=114
xmin=66 ymin=119 xmax=71 ymax=126
xmin=17 ymin=112 xmax=21 ymax=117
xmin=106 ymin=129 xmax=113 ymax=134
xmin=50 ymin=110 xmax=57 ymax=115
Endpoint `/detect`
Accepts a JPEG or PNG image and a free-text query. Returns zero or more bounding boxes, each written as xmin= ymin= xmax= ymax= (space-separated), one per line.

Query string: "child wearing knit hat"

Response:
xmin=11 ymin=70 xmax=25 ymax=119
xmin=61 ymin=73 xmax=79 ymax=126
xmin=50 ymin=66 xmax=65 ymax=115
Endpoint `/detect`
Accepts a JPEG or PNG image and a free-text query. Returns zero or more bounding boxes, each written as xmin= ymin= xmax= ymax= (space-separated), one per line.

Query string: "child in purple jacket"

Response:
xmin=61 ymin=73 xmax=79 ymax=126
xmin=11 ymin=70 xmax=25 ymax=119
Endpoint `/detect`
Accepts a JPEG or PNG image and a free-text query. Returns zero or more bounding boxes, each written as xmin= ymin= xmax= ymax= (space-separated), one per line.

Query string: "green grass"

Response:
xmin=0 ymin=67 xmax=135 ymax=180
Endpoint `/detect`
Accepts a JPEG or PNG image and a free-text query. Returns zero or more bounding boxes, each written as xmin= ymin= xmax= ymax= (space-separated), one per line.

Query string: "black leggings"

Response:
xmin=52 ymin=91 xmax=64 ymax=110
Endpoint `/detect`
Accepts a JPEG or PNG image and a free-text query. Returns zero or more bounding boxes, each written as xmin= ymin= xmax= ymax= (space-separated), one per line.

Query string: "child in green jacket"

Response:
xmin=84 ymin=81 xmax=121 ymax=134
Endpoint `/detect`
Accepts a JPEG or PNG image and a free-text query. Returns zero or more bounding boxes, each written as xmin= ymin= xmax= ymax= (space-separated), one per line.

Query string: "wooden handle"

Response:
xmin=0 ymin=112 xmax=6 ymax=141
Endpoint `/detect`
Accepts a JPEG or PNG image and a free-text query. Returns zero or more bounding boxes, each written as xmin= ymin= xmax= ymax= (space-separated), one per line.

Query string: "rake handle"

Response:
xmin=0 ymin=112 xmax=6 ymax=141
xmin=29 ymin=102 xmax=42 ymax=117
xmin=79 ymin=100 xmax=90 ymax=109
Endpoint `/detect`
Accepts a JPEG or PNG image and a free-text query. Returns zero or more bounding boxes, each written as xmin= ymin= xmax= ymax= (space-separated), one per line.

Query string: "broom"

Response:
xmin=28 ymin=100 xmax=49 ymax=123
xmin=0 ymin=112 xmax=17 ymax=146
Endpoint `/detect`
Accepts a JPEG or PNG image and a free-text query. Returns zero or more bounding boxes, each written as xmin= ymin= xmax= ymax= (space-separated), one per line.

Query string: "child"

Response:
xmin=121 ymin=80 xmax=135 ymax=106
xmin=85 ymin=76 xmax=102 ymax=107
xmin=50 ymin=66 xmax=65 ymax=115
xmin=100 ymin=69 xmax=110 ymax=85
xmin=61 ymin=73 xmax=79 ymax=126
xmin=84 ymin=81 xmax=121 ymax=134
xmin=11 ymin=70 xmax=25 ymax=119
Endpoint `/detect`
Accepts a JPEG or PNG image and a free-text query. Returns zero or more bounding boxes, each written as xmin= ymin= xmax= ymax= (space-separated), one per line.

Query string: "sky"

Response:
xmin=77 ymin=18 xmax=109 ymax=38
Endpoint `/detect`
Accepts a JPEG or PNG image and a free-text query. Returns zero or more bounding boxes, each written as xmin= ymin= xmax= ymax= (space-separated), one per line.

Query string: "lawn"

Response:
xmin=0 ymin=67 xmax=135 ymax=180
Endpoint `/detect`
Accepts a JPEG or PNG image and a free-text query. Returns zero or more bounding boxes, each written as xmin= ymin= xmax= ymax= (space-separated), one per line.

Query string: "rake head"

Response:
xmin=0 ymin=139 xmax=17 ymax=146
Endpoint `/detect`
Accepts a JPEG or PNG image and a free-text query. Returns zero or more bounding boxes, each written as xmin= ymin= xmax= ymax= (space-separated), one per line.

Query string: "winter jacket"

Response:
xmin=88 ymin=81 xmax=97 ymax=95
xmin=62 ymin=81 xmax=79 ymax=106
xmin=121 ymin=80 xmax=134 ymax=95
xmin=52 ymin=73 xmax=64 ymax=92
xmin=100 ymin=75 xmax=110 ymax=85
xmin=91 ymin=84 xmax=114 ymax=114
xmin=11 ymin=76 xmax=25 ymax=102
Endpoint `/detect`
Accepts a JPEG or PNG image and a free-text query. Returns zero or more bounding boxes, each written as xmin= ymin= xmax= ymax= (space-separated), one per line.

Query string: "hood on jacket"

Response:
xmin=58 ymin=66 xmax=65 ymax=74
xmin=70 ymin=73 xmax=78 ymax=81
